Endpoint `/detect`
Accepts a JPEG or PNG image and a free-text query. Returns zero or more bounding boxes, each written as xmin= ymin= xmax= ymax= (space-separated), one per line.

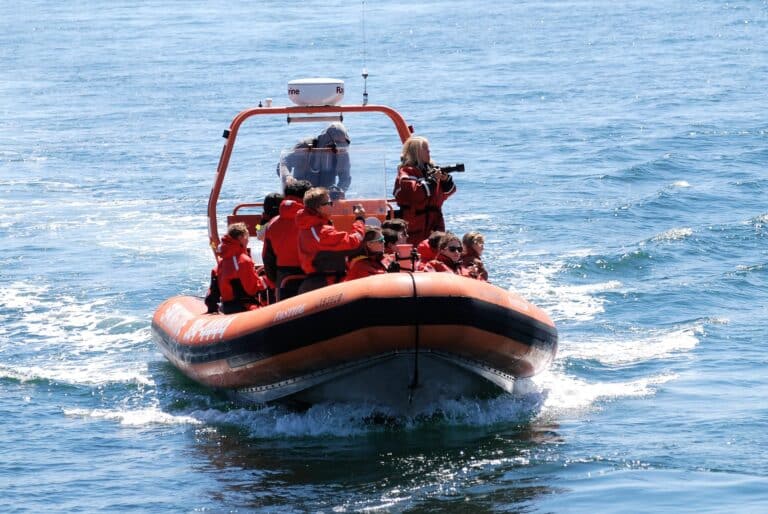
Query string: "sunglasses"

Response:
xmin=320 ymin=200 xmax=333 ymax=206
xmin=368 ymin=237 xmax=385 ymax=243
xmin=447 ymin=246 xmax=462 ymax=252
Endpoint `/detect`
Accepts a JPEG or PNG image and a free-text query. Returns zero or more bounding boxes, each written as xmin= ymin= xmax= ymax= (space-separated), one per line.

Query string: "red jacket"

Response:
xmin=216 ymin=235 xmax=265 ymax=303
xmin=423 ymin=253 xmax=473 ymax=277
xmin=262 ymin=198 xmax=303 ymax=283
xmin=295 ymin=208 xmax=365 ymax=276
xmin=416 ymin=238 xmax=437 ymax=262
xmin=344 ymin=254 xmax=388 ymax=281
xmin=460 ymin=248 xmax=488 ymax=281
xmin=393 ymin=165 xmax=456 ymax=244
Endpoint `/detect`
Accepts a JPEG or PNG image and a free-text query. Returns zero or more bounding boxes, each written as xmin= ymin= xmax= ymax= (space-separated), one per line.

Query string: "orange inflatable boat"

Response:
xmin=151 ymin=79 xmax=557 ymax=412
xmin=153 ymin=272 xmax=556 ymax=411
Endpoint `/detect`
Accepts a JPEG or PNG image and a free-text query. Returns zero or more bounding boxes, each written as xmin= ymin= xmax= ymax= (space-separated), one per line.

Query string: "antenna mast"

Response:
xmin=361 ymin=0 xmax=369 ymax=105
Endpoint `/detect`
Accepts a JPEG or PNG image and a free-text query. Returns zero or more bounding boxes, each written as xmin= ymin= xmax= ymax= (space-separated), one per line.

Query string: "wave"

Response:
xmin=64 ymin=406 xmax=201 ymax=427
xmin=58 ymin=391 xmax=548 ymax=438
xmin=534 ymin=370 xmax=677 ymax=413
xmin=649 ymin=227 xmax=693 ymax=242
xmin=65 ymin=359 xmax=683 ymax=438
xmin=0 ymin=281 xmax=154 ymax=387
xmin=601 ymin=153 xmax=690 ymax=184
xmin=750 ymin=213 xmax=768 ymax=227
xmin=557 ymin=324 xmax=702 ymax=367
xmin=498 ymin=252 xmax=623 ymax=323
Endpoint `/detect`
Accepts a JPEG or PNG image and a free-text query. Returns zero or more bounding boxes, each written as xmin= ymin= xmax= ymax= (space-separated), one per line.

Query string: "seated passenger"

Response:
xmin=277 ymin=122 xmax=351 ymax=192
xmin=215 ymin=222 xmax=267 ymax=314
xmin=382 ymin=228 xmax=400 ymax=257
xmin=382 ymin=218 xmax=409 ymax=244
xmin=461 ymin=231 xmax=488 ymax=281
xmin=345 ymin=226 xmax=391 ymax=281
xmin=256 ymin=192 xmax=284 ymax=241
xmin=262 ymin=179 xmax=313 ymax=301
xmin=423 ymin=232 xmax=474 ymax=277
xmin=296 ymin=187 xmax=366 ymax=293
xmin=416 ymin=230 xmax=445 ymax=265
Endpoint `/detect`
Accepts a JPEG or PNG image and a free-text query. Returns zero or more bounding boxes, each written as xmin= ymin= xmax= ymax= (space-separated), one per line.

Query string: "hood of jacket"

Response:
xmin=317 ymin=122 xmax=350 ymax=148
xmin=295 ymin=208 xmax=328 ymax=230
xmin=278 ymin=198 xmax=303 ymax=221
xmin=218 ymin=234 xmax=246 ymax=260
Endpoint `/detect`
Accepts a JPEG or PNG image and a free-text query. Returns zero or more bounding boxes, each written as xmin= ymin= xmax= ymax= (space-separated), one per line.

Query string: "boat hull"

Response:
xmin=152 ymin=273 xmax=557 ymax=411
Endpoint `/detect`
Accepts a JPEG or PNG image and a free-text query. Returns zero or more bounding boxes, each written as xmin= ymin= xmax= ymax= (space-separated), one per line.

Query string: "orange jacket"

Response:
xmin=295 ymin=208 xmax=365 ymax=275
xmin=262 ymin=198 xmax=303 ymax=283
xmin=216 ymin=235 xmax=266 ymax=303
xmin=423 ymin=253 xmax=473 ymax=277
xmin=344 ymin=254 xmax=389 ymax=281
xmin=393 ymin=165 xmax=456 ymax=244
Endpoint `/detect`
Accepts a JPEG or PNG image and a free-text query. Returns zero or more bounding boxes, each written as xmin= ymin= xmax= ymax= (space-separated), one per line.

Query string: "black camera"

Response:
xmin=438 ymin=163 xmax=465 ymax=173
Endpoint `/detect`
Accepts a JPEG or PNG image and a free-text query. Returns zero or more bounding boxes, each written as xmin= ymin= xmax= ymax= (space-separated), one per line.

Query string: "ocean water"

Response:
xmin=2 ymin=1 xmax=767 ymax=512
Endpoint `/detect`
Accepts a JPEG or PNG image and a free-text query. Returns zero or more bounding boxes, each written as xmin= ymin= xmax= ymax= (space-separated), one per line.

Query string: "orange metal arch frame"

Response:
xmin=207 ymin=104 xmax=414 ymax=255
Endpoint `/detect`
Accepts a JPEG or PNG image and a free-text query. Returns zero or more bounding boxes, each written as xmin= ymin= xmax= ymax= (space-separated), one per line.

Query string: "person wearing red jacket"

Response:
xmin=262 ymin=179 xmax=313 ymax=301
xmin=415 ymin=230 xmax=445 ymax=267
xmin=345 ymin=226 xmax=390 ymax=281
xmin=393 ymin=136 xmax=456 ymax=245
xmin=460 ymin=231 xmax=488 ymax=281
xmin=214 ymin=222 xmax=267 ymax=314
xmin=296 ymin=187 xmax=366 ymax=293
xmin=423 ymin=232 xmax=474 ymax=277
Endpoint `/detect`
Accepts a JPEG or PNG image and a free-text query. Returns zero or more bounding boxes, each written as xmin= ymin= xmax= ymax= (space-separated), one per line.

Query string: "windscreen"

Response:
xmin=219 ymin=111 xmax=404 ymax=224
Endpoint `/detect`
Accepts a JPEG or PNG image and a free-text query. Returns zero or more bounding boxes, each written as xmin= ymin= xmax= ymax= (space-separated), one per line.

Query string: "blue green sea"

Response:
xmin=2 ymin=1 xmax=767 ymax=512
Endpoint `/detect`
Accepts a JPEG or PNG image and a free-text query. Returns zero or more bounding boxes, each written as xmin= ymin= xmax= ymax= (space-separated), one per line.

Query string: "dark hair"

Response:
xmin=284 ymin=179 xmax=312 ymax=200
xmin=438 ymin=232 xmax=460 ymax=250
xmin=262 ymin=192 xmax=284 ymax=221
xmin=382 ymin=228 xmax=399 ymax=245
xmin=364 ymin=226 xmax=383 ymax=243
xmin=382 ymin=218 xmax=408 ymax=232
xmin=428 ymin=231 xmax=446 ymax=250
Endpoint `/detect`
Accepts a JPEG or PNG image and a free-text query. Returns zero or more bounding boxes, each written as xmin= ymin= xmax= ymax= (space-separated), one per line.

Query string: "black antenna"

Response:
xmin=361 ymin=0 xmax=369 ymax=105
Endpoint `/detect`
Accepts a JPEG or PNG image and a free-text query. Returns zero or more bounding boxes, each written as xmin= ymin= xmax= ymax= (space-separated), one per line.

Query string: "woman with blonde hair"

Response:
xmin=392 ymin=136 xmax=456 ymax=245
xmin=461 ymin=231 xmax=488 ymax=281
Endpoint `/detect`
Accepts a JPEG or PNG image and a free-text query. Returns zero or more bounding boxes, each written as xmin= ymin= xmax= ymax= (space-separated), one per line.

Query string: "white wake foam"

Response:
xmin=0 ymin=281 xmax=154 ymax=386
xmin=534 ymin=370 xmax=677 ymax=413
xmin=64 ymin=407 xmax=201 ymax=427
xmin=506 ymin=257 xmax=621 ymax=322
xmin=558 ymin=325 xmax=701 ymax=366
xmin=651 ymin=227 xmax=693 ymax=242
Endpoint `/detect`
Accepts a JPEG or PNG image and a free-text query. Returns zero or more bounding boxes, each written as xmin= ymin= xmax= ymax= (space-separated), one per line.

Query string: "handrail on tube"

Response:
xmin=207 ymin=104 xmax=414 ymax=256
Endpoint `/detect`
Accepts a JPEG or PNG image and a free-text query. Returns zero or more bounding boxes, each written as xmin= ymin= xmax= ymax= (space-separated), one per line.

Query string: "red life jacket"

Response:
xmin=460 ymin=248 xmax=488 ymax=281
xmin=423 ymin=253 xmax=473 ymax=277
xmin=344 ymin=253 xmax=388 ymax=282
xmin=295 ymin=208 xmax=365 ymax=277
xmin=216 ymin=235 xmax=265 ymax=303
xmin=262 ymin=198 xmax=304 ymax=283
xmin=393 ymin=165 xmax=456 ymax=245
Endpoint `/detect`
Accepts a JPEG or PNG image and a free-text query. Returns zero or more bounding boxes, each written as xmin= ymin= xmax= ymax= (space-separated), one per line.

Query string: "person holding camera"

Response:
xmin=393 ymin=136 xmax=456 ymax=245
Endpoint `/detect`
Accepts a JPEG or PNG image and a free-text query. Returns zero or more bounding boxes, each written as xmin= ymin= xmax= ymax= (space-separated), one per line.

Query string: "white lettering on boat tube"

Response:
xmin=159 ymin=303 xmax=192 ymax=338
xmin=273 ymin=304 xmax=306 ymax=323
xmin=183 ymin=317 xmax=235 ymax=343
